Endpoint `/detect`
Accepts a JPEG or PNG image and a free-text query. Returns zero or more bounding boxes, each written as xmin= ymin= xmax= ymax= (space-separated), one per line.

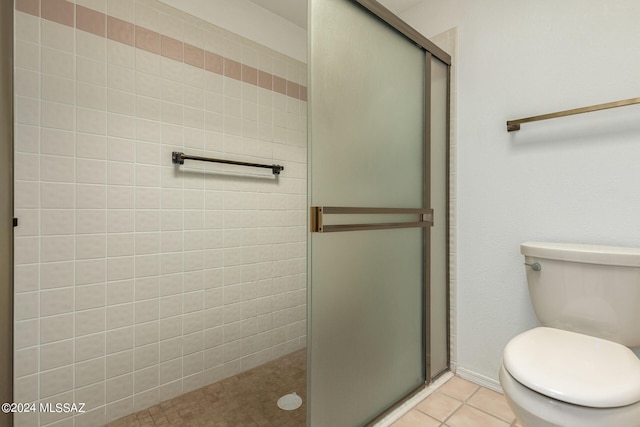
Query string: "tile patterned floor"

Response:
xmin=391 ymin=376 xmax=523 ymax=427
xmin=106 ymin=352 xmax=520 ymax=427
xmin=105 ymin=349 xmax=306 ymax=427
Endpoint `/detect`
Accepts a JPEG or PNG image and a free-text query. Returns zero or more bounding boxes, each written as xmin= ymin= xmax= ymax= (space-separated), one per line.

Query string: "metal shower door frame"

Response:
xmin=307 ymin=0 xmax=451 ymax=424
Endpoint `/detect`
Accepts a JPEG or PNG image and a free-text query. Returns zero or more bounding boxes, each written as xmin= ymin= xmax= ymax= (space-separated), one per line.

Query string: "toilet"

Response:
xmin=499 ymin=242 xmax=640 ymax=427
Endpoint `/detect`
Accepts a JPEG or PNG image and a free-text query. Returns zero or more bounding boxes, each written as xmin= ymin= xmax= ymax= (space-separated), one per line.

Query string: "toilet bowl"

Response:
xmin=500 ymin=242 xmax=640 ymax=427
xmin=500 ymin=327 xmax=640 ymax=427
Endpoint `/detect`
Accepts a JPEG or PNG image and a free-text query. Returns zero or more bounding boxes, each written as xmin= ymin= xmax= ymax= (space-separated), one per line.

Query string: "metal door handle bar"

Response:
xmin=172 ymin=151 xmax=284 ymax=175
xmin=310 ymin=206 xmax=433 ymax=233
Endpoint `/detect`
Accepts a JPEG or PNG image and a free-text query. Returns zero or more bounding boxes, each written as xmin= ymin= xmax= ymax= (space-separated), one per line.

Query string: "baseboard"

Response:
xmin=455 ymin=366 xmax=503 ymax=393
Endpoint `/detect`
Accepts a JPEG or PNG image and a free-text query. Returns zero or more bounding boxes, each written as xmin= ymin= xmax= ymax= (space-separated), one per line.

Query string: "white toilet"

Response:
xmin=500 ymin=242 xmax=640 ymax=427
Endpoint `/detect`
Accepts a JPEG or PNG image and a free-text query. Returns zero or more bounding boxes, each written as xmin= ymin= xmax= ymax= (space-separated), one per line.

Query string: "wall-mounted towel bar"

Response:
xmin=172 ymin=152 xmax=284 ymax=175
xmin=506 ymin=96 xmax=640 ymax=132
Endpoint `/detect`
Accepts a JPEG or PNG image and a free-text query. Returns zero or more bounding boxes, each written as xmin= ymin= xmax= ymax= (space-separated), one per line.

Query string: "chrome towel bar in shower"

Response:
xmin=172 ymin=151 xmax=284 ymax=175
xmin=506 ymin=96 xmax=640 ymax=132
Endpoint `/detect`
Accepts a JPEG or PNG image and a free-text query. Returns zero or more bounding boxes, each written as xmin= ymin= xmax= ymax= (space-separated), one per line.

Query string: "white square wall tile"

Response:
xmin=106 ymin=398 xmax=134 ymax=425
xmin=107 ymin=303 xmax=135 ymax=331
xmin=77 ymin=210 xmax=107 ymax=234
xmin=134 ymin=388 xmax=160 ymax=412
xmin=76 ymin=28 xmax=106 ymax=61
xmin=75 ymin=308 xmax=106 ymax=337
xmin=75 ymin=381 xmax=106 ymax=412
xmin=77 ymin=159 xmax=107 ymax=184
xmin=108 ymin=89 xmax=135 ymax=116
xmin=41 ymin=154 xmax=75 ymax=183
xmin=135 ymin=321 xmax=160 ymax=347
xmin=108 ymin=63 xmax=135 ymax=93
xmin=107 ymin=186 xmax=135 ymax=209
xmin=15 ymin=11 xmax=39 ymax=43
xmin=41 ymin=19 xmax=74 ymax=53
xmin=76 ymin=283 xmax=106 ymax=311
xmin=107 ymin=113 xmax=135 ymax=140
xmin=15 ymin=181 xmax=39 ymax=209
xmin=159 ymin=337 xmax=182 ymax=364
xmin=41 ymin=101 xmax=74 ymax=131
xmin=106 ymin=279 xmax=135 ymax=306
xmin=77 ymin=81 xmax=107 ymax=111
xmin=39 ymin=365 xmax=74 ymax=398
xmin=77 ymin=57 xmax=107 ymax=87
xmin=14 ymin=264 xmax=38 ymax=293
xmin=14 ymin=291 xmax=38 ymax=321
xmin=135 ymin=299 xmax=159 ymax=324
xmin=107 ymin=256 xmax=135 ymax=281
xmin=14 ymin=69 xmax=40 ymax=100
xmin=135 ymin=187 xmax=160 ymax=209
xmin=135 ymin=232 xmax=160 ymax=255
xmin=75 ymin=333 xmax=106 ymax=363
xmin=40 ymin=287 xmax=74 ymax=317
xmin=106 ymin=326 xmax=134 ymax=355
xmin=40 ymin=261 xmax=74 ymax=289
xmin=77 ymin=133 xmax=107 ymax=160
xmin=40 ymin=128 xmax=75 ymax=156
xmin=42 ymin=74 xmax=75 ymax=105
xmin=106 ymin=373 xmax=133 ymax=404
xmin=40 ymin=182 xmax=74 ymax=209
xmin=136 ymin=96 xmax=161 ymax=121
xmin=76 ymin=234 xmax=107 ymax=260
xmin=134 ymin=365 xmax=159 ymax=393
xmin=14 ymin=152 xmax=39 ymax=181
xmin=106 ymin=349 xmax=133 ymax=379
xmin=40 ymin=313 xmax=73 ymax=344
xmin=107 ymin=161 xmax=135 ymax=186
xmin=137 ymin=119 xmax=162 ymax=144
xmin=14 ymin=347 xmax=38 ymax=378
xmin=135 ymin=254 xmax=160 ymax=278
xmin=135 ymin=276 xmax=160 ymax=301
xmin=77 ymin=107 xmax=107 ymax=135
xmin=13 ymin=209 xmax=39 ymax=237
xmin=41 ymin=209 xmax=75 ymax=235
xmin=40 ymin=339 xmax=74 ymax=371
xmin=76 ymin=259 xmax=106 ymax=286
xmin=77 ymin=184 xmax=107 ymax=209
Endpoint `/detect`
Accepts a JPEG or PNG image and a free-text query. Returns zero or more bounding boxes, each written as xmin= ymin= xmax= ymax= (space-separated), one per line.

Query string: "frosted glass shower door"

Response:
xmin=308 ymin=0 xmax=433 ymax=425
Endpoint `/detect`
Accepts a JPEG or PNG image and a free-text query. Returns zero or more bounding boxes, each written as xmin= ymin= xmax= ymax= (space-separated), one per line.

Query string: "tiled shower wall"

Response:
xmin=13 ymin=0 xmax=307 ymax=425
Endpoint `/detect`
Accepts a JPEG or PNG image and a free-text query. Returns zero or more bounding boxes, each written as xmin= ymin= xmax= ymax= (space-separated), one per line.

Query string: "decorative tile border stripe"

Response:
xmin=15 ymin=0 xmax=308 ymax=101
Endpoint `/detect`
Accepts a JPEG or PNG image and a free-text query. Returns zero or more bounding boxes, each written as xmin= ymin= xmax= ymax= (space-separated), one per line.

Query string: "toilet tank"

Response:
xmin=521 ymin=242 xmax=640 ymax=347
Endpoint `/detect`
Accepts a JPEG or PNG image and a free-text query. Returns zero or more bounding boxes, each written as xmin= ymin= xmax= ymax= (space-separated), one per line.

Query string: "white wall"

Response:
xmin=400 ymin=0 xmax=640 ymax=387
xmin=158 ymin=0 xmax=307 ymax=63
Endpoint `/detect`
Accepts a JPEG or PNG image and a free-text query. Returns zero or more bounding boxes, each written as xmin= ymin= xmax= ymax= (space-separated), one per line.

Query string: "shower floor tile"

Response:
xmin=105 ymin=348 xmax=306 ymax=427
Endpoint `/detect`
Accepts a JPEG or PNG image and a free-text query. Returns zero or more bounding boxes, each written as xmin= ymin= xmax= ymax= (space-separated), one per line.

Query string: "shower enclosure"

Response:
xmin=307 ymin=0 xmax=450 ymax=425
xmin=7 ymin=0 xmax=449 ymax=425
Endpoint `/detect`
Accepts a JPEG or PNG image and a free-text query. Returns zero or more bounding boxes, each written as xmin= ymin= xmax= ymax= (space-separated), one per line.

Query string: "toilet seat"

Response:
xmin=503 ymin=327 xmax=640 ymax=408
xmin=500 ymin=364 xmax=640 ymax=427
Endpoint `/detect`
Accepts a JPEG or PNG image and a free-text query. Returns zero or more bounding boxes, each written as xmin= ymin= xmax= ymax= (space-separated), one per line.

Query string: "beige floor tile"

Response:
xmin=438 ymin=376 xmax=480 ymax=402
xmin=392 ymin=409 xmax=441 ymax=427
xmin=415 ymin=391 xmax=462 ymax=422
xmin=445 ymin=405 xmax=510 ymax=427
xmin=467 ymin=388 xmax=516 ymax=423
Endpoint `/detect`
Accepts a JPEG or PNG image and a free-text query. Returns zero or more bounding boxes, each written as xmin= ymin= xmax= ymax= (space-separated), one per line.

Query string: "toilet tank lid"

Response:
xmin=521 ymin=241 xmax=640 ymax=267
xmin=503 ymin=327 xmax=640 ymax=408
